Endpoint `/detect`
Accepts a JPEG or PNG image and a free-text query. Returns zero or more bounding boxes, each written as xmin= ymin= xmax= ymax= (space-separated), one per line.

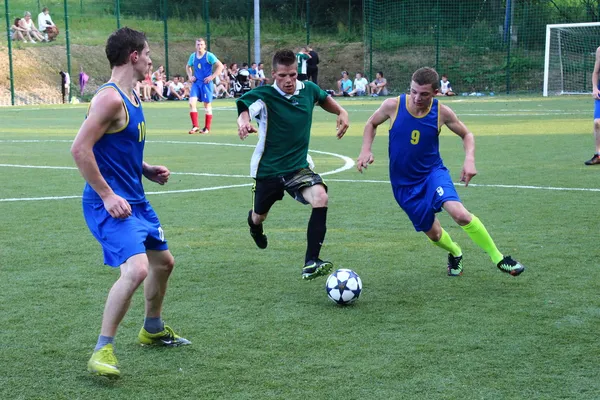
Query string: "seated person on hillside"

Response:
xmin=248 ymin=62 xmax=259 ymax=88
xmin=438 ymin=74 xmax=457 ymax=96
xmin=348 ymin=72 xmax=369 ymax=96
xmin=369 ymin=71 xmax=388 ymax=96
xmin=11 ymin=18 xmax=30 ymax=43
xmin=334 ymin=71 xmax=353 ymax=97
xmin=229 ymin=63 xmax=252 ymax=97
xmin=255 ymin=63 xmax=269 ymax=86
xmin=37 ymin=7 xmax=59 ymax=41
xmin=167 ymin=75 xmax=186 ymax=100
xmin=22 ymin=11 xmax=45 ymax=42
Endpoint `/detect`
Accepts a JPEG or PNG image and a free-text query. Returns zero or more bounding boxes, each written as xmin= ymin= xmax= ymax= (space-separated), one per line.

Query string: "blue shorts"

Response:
xmin=392 ymin=167 xmax=461 ymax=232
xmin=594 ymin=99 xmax=600 ymax=119
xmin=190 ymin=81 xmax=214 ymax=103
xmin=83 ymin=200 xmax=168 ymax=267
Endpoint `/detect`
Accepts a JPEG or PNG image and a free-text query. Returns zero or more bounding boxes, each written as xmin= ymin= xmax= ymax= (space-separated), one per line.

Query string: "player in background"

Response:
xmin=71 ymin=27 xmax=190 ymax=379
xmin=296 ymin=47 xmax=311 ymax=82
xmin=186 ymin=37 xmax=224 ymax=134
xmin=584 ymin=46 xmax=600 ymax=165
xmin=357 ymin=67 xmax=525 ymax=277
xmin=438 ymin=74 xmax=456 ymax=96
xmin=236 ymin=49 xmax=349 ymax=280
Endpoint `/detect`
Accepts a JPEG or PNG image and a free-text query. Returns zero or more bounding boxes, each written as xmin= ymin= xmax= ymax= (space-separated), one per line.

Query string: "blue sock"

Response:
xmin=144 ymin=317 xmax=164 ymax=334
xmin=94 ymin=335 xmax=114 ymax=351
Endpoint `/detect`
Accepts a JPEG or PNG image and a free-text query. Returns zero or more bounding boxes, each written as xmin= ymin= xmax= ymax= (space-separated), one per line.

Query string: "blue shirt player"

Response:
xmin=357 ymin=67 xmax=525 ymax=278
xmin=186 ymin=37 xmax=224 ymax=134
xmin=584 ymin=45 xmax=600 ymax=165
xmin=71 ymin=27 xmax=190 ymax=380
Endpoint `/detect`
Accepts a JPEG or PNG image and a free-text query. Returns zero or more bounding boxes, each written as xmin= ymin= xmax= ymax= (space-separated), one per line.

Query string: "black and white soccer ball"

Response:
xmin=325 ymin=269 xmax=362 ymax=305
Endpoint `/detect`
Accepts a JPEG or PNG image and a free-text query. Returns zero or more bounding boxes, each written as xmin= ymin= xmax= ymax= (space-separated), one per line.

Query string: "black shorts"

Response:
xmin=252 ymin=168 xmax=327 ymax=215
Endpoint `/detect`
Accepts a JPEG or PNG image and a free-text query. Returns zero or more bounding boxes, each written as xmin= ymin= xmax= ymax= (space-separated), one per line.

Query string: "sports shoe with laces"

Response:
xmin=302 ymin=259 xmax=333 ymax=280
xmin=88 ymin=344 xmax=120 ymax=379
xmin=496 ymin=256 xmax=525 ymax=276
xmin=200 ymin=127 xmax=209 ymax=134
xmin=584 ymin=154 xmax=600 ymax=165
xmin=447 ymin=254 xmax=463 ymax=276
xmin=248 ymin=210 xmax=267 ymax=249
xmin=188 ymin=126 xmax=200 ymax=134
xmin=138 ymin=325 xmax=191 ymax=347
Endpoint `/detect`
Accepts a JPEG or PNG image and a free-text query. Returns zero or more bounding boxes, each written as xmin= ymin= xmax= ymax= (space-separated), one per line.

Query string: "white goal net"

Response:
xmin=543 ymin=22 xmax=600 ymax=96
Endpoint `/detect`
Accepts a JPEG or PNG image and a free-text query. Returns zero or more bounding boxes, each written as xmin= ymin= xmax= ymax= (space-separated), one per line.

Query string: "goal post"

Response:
xmin=543 ymin=22 xmax=600 ymax=96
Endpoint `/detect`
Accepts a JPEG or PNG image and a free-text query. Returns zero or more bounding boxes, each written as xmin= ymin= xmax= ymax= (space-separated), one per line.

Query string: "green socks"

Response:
xmin=430 ymin=228 xmax=462 ymax=257
xmin=461 ymin=214 xmax=503 ymax=264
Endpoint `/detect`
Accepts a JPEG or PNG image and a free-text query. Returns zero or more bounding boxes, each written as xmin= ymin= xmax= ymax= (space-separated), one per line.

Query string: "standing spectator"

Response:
xmin=369 ymin=71 xmax=388 ymax=96
xmin=296 ymin=47 xmax=311 ymax=81
xmin=11 ymin=18 xmax=30 ymax=43
xmin=22 ymin=12 xmax=45 ymax=42
xmin=37 ymin=7 xmax=59 ymax=42
xmin=186 ymin=37 xmax=224 ymax=134
xmin=306 ymin=45 xmax=320 ymax=85
xmin=349 ymin=72 xmax=369 ymax=96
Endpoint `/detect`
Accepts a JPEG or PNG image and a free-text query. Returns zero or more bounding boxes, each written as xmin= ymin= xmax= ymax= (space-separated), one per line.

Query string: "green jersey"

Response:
xmin=296 ymin=53 xmax=310 ymax=75
xmin=236 ymin=80 xmax=328 ymax=179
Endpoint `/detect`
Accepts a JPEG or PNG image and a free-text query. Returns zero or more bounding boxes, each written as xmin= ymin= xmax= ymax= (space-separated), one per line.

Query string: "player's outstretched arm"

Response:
xmin=357 ymin=97 xmax=396 ymax=173
xmin=319 ymin=96 xmax=349 ymax=139
xmin=440 ymin=104 xmax=477 ymax=186
xmin=71 ymin=89 xmax=132 ymax=218
xmin=237 ymin=110 xmax=257 ymax=140
xmin=143 ymin=162 xmax=170 ymax=185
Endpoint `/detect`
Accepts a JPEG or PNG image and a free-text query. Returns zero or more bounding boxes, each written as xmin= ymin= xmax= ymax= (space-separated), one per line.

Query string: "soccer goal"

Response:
xmin=543 ymin=22 xmax=600 ymax=96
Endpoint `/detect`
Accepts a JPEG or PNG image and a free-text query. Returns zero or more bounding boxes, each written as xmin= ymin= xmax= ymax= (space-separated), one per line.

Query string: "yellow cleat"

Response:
xmin=138 ymin=325 xmax=191 ymax=347
xmin=87 ymin=344 xmax=120 ymax=379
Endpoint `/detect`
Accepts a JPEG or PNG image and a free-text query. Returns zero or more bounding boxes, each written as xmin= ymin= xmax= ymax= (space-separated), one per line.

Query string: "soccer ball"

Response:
xmin=325 ymin=269 xmax=362 ymax=305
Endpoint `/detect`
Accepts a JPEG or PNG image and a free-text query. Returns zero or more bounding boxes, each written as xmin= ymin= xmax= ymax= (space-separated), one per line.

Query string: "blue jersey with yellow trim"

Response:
xmin=388 ymin=94 xmax=443 ymax=186
xmin=82 ymin=82 xmax=147 ymax=204
xmin=187 ymin=51 xmax=218 ymax=82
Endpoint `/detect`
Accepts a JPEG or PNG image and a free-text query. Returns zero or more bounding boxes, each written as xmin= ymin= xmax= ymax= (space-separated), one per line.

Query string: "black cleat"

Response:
xmin=447 ymin=254 xmax=463 ymax=276
xmin=496 ymin=256 xmax=525 ymax=276
xmin=584 ymin=154 xmax=600 ymax=165
xmin=302 ymin=259 xmax=333 ymax=280
xmin=248 ymin=210 xmax=267 ymax=249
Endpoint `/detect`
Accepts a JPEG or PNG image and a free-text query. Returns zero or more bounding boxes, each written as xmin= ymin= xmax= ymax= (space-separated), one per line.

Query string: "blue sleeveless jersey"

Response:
xmin=389 ymin=94 xmax=443 ymax=186
xmin=188 ymin=51 xmax=218 ymax=82
xmin=82 ymin=83 xmax=147 ymax=204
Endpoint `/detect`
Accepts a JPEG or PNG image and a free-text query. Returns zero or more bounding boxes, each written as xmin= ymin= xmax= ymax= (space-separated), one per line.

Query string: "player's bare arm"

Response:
xmin=186 ymin=64 xmax=196 ymax=83
xmin=357 ymin=97 xmax=397 ymax=172
xmin=440 ymin=104 xmax=477 ymax=186
xmin=204 ymin=60 xmax=224 ymax=84
xmin=142 ymin=162 xmax=170 ymax=185
xmin=237 ymin=110 xmax=257 ymax=140
xmin=319 ymin=96 xmax=349 ymax=139
xmin=593 ymin=46 xmax=600 ymax=100
xmin=71 ymin=89 xmax=132 ymax=218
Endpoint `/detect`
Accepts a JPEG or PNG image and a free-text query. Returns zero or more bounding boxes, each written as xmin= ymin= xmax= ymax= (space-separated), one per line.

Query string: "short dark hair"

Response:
xmin=441 ymin=74 xmax=448 ymax=78
xmin=377 ymin=71 xmax=384 ymax=77
xmin=272 ymin=50 xmax=296 ymax=70
xmin=105 ymin=27 xmax=147 ymax=69
xmin=42 ymin=7 xmax=49 ymax=12
xmin=412 ymin=67 xmax=439 ymax=90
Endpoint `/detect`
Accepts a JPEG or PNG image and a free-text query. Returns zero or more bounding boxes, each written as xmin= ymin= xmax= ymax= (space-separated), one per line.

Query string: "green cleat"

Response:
xmin=88 ymin=344 xmax=120 ymax=379
xmin=138 ymin=325 xmax=191 ymax=347
xmin=447 ymin=254 xmax=463 ymax=276
xmin=302 ymin=259 xmax=333 ymax=280
xmin=497 ymin=256 xmax=525 ymax=276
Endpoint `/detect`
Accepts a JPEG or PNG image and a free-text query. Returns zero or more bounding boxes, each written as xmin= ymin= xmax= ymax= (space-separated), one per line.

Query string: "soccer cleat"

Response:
xmin=302 ymin=259 xmax=333 ymax=280
xmin=200 ymin=127 xmax=210 ymax=134
xmin=584 ymin=154 xmax=600 ymax=165
xmin=248 ymin=210 xmax=267 ymax=249
xmin=138 ymin=325 xmax=191 ymax=347
xmin=188 ymin=126 xmax=200 ymax=134
xmin=88 ymin=344 xmax=120 ymax=379
xmin=496 ymin=256 xmax=525 ymax=276
xmin=447 ymin=254 xmax=464 ymax=276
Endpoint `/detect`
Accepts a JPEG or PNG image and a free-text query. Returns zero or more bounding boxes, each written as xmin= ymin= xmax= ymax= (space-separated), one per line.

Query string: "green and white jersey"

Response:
xmin=296 ymin=53 xmax=310 ymax=74
xmin=236 ymin=80 xmax=328 ymax=179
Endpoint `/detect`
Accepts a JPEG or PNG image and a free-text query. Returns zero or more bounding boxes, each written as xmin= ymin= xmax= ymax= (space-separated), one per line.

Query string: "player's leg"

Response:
xmin=248 ymin=179 xmax=284 ymax=249
xmin=188 ymin=82 xmax=200 ymax=134
xmin=285 ymin=169 xmax=332 ymax=280
xmin=584 ymin=102 xmax=600 ymax=165
xmin=424 ymin=218 xmax=464 ymax=276
xmin=138 ymin=249 xmax=191 ymax=346
xmin=200 ymin=84 xmax=214 ymax=133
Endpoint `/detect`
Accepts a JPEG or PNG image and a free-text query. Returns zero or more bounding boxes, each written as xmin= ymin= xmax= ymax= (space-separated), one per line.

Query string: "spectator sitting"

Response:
xmin=334 ymin=71 xmax=353 ymax=97
xmin=348 ymin=72 xmax=369 ymax=96
xmin=256 ymin=62 xmax=269 ymax=86
xmin=369 ymin=71 xmax=388 ymax=96
xmin=37 ymin=7 xmax=59 ymax=42
xmin=167 ymin=75 xmax=185 ymax=100
xmin=151 ymin=65 xmax=167 ymax=101
xmin=248 ymin=62 xmax=259 ymax=88
xmin=438 ymin=74 xmax=457 ymax=96
xmin=11 ymin=18 xmax=30 ymax=43
xmin=213 ymin=63 xmax=231 ymax=98
xmin=22 ymin=11 xmax=45 ymax=42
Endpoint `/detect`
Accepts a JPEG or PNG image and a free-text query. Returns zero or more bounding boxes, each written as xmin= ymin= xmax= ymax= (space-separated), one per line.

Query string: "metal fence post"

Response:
xmin=163 ymin=0 xmax=169 ymax=79
xmin=4 ymin=0 xmax=15 ymax=105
